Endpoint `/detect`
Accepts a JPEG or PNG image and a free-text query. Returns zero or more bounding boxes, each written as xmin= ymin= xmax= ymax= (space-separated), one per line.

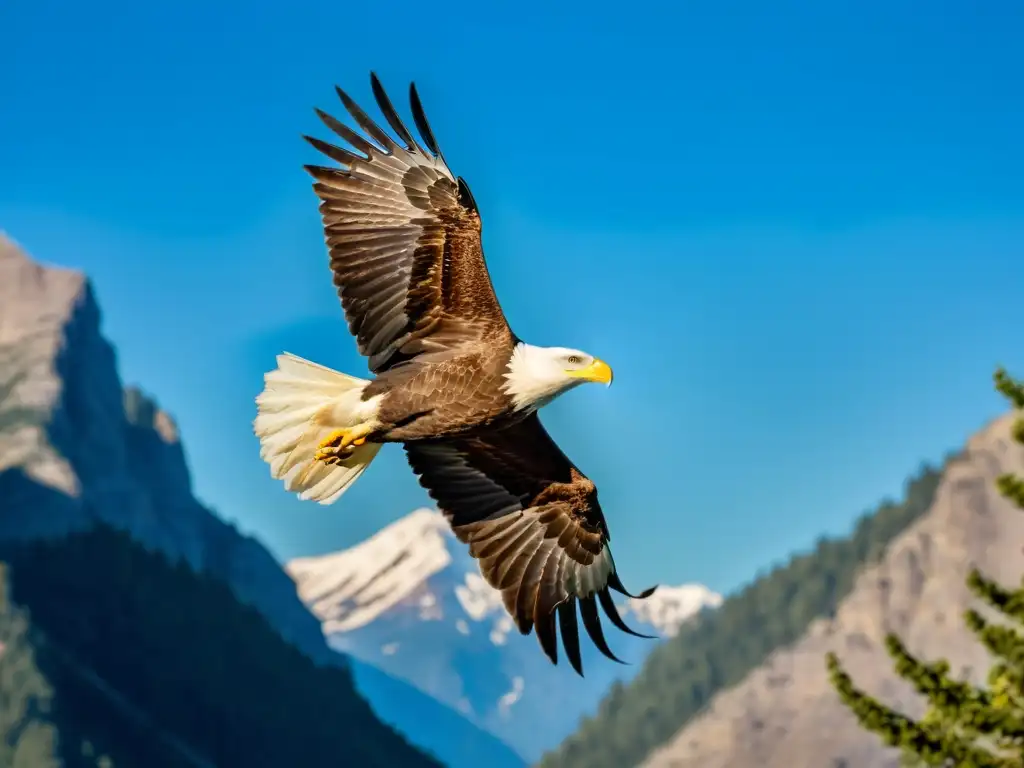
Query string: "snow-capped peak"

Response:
xmin=288 ymin=508 xmax=722 ymax=640
xmin=286 ymin=508 xmax=454 ymax=632
xmin=621 ymin=583 xmax=723 ymax=637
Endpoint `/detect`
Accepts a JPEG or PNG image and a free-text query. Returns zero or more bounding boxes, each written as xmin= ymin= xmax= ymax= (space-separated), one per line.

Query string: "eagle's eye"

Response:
xmin=566 ymin=355 xmax=582 ymax=366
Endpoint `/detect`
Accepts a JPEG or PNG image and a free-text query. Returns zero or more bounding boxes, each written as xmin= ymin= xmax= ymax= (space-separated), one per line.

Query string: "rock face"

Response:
xmin=0 ymin=233 xmax=331 ymax=662
xmin=288 ymin=509 xmax=723 ymax=762
xmin=642 ymin=411 xmax=1024 ymax=768
xmin=0 ymin=232 xmax=525 ymax=768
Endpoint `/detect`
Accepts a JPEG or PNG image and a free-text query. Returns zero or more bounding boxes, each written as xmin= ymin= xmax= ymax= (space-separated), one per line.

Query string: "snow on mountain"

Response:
xmin=289 ymin=509 xmax=459 ymax=633
xmin=620 ymin=583 xmax=724 ymax=637
xmin=287 ymin=509 xmax=721 ymax=762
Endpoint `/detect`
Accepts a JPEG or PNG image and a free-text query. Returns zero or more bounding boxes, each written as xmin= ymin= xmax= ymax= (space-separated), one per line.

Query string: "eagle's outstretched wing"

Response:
xmin=404 ymin=414 xmax=657 ymax=675
xmin=304 ymin=73 xmax=512 ymax=374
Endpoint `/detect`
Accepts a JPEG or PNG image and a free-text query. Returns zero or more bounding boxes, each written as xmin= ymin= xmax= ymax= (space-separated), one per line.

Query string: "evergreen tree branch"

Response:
xmin=967 ymin=569 xmax=1024 ymax=625
xmin=997 ymin=473 xmax=1024 ymax=512
xmin=994 ymin=368 xmax=1024 ymax=411
xmin=826 ymin=653 xmax=1017 ymax=767
xmin=993 ymin=368 xmax=1024 ymax=510
xmin=885 ymin=635 xmax=1024 ymax=742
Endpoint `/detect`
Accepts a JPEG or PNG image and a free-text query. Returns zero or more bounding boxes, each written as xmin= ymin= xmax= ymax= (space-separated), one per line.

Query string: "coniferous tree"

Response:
xmin=4 ymin=524 xmax=441 ymax=768
xmin=0 ymin=563 xmax=61 ymax=768
xmin=826 ymin=367 xmax=1024 ymax=768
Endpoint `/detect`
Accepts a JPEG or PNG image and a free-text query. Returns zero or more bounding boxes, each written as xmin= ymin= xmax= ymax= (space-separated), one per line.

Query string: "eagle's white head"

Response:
xmin=503 ymin=343 xmax=613 ymax=412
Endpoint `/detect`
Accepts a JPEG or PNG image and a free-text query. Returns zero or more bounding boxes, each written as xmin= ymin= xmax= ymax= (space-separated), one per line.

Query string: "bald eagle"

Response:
xmin=254 ymin=74 xmax=657 ymax=674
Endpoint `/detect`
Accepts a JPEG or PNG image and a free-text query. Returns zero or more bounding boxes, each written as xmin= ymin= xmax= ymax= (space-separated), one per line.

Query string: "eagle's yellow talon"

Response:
xmin=314 ymin=426 xmax=374 ymax=463
xmin=317 ymin=430 xmax=349 ymax=452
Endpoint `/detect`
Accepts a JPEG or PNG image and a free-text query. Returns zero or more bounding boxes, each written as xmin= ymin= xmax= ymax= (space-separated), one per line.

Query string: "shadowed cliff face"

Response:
xmin=0 ymin=233 xmax=333 ymax=663
xmin=642 ymin=411 xmax=1024 ymax=768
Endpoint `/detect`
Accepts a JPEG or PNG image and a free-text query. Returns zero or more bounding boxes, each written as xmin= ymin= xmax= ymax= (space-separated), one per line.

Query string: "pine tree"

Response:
xmin=826 ymin=368 xmax=1024 ymax=768
xmin=0 ymin=563 xmax=62 ymax=768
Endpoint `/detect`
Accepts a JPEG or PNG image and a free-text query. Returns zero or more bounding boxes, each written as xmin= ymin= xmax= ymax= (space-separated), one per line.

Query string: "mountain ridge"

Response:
xmin=640 ymin=410 xmax=1024 ymax=767
xmin=538 ymin=453 xmax=951 ymax=768
xmin=540 ymin=412 xmax=1022 ymax=768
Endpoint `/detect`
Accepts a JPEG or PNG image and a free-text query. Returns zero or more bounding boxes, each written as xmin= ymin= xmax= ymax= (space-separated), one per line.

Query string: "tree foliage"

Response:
xmin=539 ymin=454 xmax=951 ymax=768
xmin=0 ymin=524 xmax=442 ymax=768
xmin=0 ymin=563 xmax=61 ymax=768
xmin=826 ymin=367 xmax=1024 ymax=768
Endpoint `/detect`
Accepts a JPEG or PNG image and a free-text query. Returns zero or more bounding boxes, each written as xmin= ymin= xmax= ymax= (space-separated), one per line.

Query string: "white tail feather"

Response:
xmin=254 ymin=352 xmax=382 ymax=505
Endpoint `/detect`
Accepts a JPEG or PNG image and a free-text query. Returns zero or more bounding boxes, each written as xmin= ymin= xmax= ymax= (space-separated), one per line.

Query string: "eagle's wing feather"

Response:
xmin=304 ymin=73 xmax=511 ymax=374
xmin=404 ymin=414 xmax=657 ymax=676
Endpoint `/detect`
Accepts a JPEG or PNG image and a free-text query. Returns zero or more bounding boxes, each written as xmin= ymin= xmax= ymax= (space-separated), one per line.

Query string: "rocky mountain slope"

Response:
xmin=0 ymin=232 xmax=521 ymax=768
xmin=642 ymin=411 xmax=1024 ymax=768
xmin=288 ymin=509 xmax=722 ymax=762
xmin=0 ymin=232 xmax=328 ymax=661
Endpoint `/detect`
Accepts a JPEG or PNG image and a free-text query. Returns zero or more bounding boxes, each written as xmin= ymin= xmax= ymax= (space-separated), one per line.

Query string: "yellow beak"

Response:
xmin=567 ymin=358 xmax=613 ymax=385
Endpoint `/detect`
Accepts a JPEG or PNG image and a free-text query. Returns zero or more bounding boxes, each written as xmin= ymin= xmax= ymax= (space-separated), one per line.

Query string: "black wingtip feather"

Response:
xmin=557 ymin=601 xmax=584 ymax=677
xmin=369 ymin=73 xmax=418 ymax=151
xmin=578 ymin=596 xmax=625 ymax=665
xmin=303 ymin=135 xmax=360 ymax=167
xmin=457 ymin=177 xmax=479 ymax=215
xmin=302 ymin=164 xmax=340 ymax=181
xmin=333 ymin=84 xmax=394 ymax=153
xmin=598 ymin=587 xmax=658 ymax=640
xmin=312 ymin=107 xmax=375 ymax=158
xmin=408 ymin=82 xmax=446 ymax=165
xmin=608 ymin=570 xmax=659 ymax=601
xmin=535 ymin=609 xmax=558 ymax=666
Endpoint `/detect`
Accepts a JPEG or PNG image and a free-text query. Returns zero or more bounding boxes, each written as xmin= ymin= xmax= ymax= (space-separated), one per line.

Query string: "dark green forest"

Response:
xmin=0 ymin=524 xmax=441 ymax=768
xmin=539 ymin=457 xmax=951 ymax=768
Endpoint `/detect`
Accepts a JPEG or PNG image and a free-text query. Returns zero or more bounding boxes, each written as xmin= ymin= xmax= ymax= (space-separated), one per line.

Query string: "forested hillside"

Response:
xmin=538 ymin=459 xmax=950 ymax=768
xmin=0 ymin=523 xmax=442 ymax=768
xmin=0 ymin=563 xmax=63 ymax=767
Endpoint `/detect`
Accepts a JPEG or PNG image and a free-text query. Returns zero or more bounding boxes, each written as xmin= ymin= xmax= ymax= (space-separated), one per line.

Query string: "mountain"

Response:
xmin=537 ymin=457 xmax=951 ymax=768
xmin=0 ymin=232 xmax=326 ymax=664
xmin=538 ymin=413 xmax=1019 ymax=768
xmin=0 ymin=522 xmax=446 ymax=768
xmin=287 ymin=509 xmax=722 ymax=762
xmin=640 ymin=411 xmax=1024 ymax=768
xmin=0 ymin=232 xmax=514 ymax=767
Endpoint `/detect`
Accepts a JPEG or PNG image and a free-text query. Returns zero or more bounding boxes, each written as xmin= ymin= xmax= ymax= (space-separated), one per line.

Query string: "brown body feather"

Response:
xmin=299 ymin=74 xmax=656 ymax=674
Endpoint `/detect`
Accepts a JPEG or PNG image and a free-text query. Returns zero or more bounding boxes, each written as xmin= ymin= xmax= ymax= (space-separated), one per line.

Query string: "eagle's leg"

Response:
xmin=313 ymin=423 xmax=375 ymax=463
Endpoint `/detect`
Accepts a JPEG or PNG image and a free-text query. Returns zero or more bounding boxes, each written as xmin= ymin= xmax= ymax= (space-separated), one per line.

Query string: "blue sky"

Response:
xmin=2 ymin=0 xmax=1022 ymax=596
